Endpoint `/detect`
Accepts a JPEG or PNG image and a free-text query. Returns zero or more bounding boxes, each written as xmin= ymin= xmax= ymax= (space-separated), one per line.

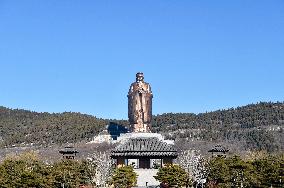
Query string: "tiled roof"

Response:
xmin=59 ymin=146 xmax=79 ymax=154
xmin=208 ymin=145 xmax=229 ymax=153
xmin=111 ymin=137 xmax=177 ymax=157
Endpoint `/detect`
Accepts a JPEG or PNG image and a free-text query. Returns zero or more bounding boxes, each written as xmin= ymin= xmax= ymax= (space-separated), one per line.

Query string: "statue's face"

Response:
xmin=136 ymin=73 xmax=144 ymax=82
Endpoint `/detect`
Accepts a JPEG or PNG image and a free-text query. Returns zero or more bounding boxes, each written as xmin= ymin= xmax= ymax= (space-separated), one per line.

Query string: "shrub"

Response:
xmin=110 ymin=166 xmax=137 ymax=188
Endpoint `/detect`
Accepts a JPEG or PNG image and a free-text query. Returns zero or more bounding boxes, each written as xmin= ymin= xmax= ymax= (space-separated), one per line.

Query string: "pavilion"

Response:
xmin=59 ymin=146 xmax=79 ymax=160
xmin=111 ymin=136 xmax=178 ymax=169
xmin=208 ymin=145 xmax=229 ymax=157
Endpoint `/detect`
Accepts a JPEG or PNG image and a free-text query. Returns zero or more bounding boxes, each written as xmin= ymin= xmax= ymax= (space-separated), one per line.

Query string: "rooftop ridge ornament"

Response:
xmin=128 ymin=72 xmax=153 ymax=132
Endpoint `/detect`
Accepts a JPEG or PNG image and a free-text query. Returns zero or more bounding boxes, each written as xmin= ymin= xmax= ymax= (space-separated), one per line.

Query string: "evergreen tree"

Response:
xmin=155 ymin=164 xmax=190 ymax=187
xmin=0 ymin=152 xmax=51 ymax=188
xmin=110 ymin=166 xmax=137 ymax=188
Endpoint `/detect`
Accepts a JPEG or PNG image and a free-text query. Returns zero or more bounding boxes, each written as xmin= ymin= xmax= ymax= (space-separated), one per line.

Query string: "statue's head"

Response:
xmin=136 ymin=72 xmax=144 ymax=82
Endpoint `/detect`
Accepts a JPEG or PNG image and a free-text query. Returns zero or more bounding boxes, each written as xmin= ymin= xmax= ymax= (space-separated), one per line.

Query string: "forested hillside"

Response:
xmin=0 ymin=107 xmax=126 ymax=147
xmin=0 ymin=102 xmax=283 ymax=152
xmin=152 ymin=102 xmax=284 ymax=152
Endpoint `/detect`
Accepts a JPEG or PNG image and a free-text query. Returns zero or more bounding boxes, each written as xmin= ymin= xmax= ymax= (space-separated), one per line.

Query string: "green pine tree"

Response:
xmin=155 ymin=164 xmax=190 ymax=187
xmin=110 ymin=166 xmax=137 ymax=188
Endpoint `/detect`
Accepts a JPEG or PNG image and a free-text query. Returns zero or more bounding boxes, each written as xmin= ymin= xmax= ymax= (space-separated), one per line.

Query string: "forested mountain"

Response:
xmin=152 ymin=102 xmax=284 ymax=152
xmin=0 ymin=107 xmax=126 ymax=147
xmin=0 ymin=102 xmax=283 ymax=152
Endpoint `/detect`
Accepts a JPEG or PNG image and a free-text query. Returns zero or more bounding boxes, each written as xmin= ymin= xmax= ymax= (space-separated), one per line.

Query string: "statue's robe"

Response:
xmin=128 ymin=81 xmax=153 ymax=132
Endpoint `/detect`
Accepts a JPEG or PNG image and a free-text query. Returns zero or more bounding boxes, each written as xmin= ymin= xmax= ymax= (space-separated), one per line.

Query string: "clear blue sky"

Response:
xmin=0 ymin=1 xmax=283 ymax=119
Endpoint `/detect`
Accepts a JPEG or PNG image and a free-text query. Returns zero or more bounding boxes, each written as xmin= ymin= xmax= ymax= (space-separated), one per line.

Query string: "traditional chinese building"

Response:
xmin=208 ymin=145 xmax=229 ymax=157
xmin=111 ymin=136 xmax=178 ymax=169
xmin=59 ymin=146 xmax=79 ymax=160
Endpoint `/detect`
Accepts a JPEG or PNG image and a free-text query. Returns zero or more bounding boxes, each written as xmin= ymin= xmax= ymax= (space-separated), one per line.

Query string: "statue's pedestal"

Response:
xmin=131 ymin=123 xmax=151 ymax=133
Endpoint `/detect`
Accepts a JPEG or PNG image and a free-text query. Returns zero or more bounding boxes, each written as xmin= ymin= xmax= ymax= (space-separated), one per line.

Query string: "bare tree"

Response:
xmin=177 ymin=150 xmax=207 ymax=188
xmin=88 ymin=151 xmax=114 ymax=187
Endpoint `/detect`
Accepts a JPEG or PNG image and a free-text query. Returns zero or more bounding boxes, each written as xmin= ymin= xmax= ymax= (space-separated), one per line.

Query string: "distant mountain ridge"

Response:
xmin=152 ymin=102 xmax=284 ymax=152
xmin=0 ymin=102 xmax=283 ymax=152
